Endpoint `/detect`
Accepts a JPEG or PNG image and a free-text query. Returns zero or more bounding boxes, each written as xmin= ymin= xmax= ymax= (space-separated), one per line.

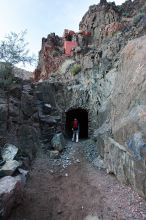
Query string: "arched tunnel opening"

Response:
xmin=65 ymin=108 xmax=88 ymax=139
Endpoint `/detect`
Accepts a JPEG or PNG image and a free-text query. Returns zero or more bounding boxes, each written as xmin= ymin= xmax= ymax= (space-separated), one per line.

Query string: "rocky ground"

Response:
xmin=7 ymin=141 xmax=146 ymax=220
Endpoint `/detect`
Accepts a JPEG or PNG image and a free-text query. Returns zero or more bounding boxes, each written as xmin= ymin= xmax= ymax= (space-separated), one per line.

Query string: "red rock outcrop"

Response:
xmin=34 ymin=33 xmax=66 ymax=81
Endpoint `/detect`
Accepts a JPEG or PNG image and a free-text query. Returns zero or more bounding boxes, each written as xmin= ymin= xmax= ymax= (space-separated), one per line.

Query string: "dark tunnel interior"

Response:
xmin=65 ymin=108 xmax=88 ymax=139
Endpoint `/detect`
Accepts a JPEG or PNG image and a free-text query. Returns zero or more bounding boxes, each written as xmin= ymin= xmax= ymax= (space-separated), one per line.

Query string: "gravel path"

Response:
xmin=8 ymin=142 xmax=146 ymax=220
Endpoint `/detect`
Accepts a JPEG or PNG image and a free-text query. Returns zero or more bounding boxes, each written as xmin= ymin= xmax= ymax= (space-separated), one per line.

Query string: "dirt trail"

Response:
xmin=8 ymin=142 xmax=146 ymax=220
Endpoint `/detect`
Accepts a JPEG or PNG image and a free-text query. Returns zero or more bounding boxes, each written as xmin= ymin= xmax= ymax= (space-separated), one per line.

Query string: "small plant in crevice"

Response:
xmin=71 ymin=64 xmax=81 ymax=76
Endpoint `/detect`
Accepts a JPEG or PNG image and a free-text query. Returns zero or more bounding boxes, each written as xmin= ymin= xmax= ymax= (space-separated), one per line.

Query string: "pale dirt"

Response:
xmin=8 ymin=142 xmax=146 ymax=220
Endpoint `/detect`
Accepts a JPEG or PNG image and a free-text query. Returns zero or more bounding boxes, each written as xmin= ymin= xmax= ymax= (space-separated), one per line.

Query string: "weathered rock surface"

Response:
xmin=103 ymin=35 xmax=146 ymax=197
xmin=111 ymin=36 xmax=146 ymax=144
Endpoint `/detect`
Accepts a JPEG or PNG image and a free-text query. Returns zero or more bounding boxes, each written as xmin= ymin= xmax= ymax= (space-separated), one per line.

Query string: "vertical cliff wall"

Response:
xmin=31 ymin=0 xmax=146 ymax=197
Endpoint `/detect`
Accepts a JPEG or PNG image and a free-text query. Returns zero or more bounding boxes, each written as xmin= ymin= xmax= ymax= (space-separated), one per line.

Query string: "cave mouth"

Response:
xmin=65 ymin=108 xmax=88 ymax=139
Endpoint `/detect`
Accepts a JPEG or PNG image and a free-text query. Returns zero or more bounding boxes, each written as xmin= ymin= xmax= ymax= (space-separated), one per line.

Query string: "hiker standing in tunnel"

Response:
xmin=72 ymin=118 xmax=79 ymax=143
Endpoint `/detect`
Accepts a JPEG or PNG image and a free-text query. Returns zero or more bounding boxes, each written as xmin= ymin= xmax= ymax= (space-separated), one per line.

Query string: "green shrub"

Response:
xmin=133 ymin=13 xmax=145 ymax=26
xmin=71 ymin=64 xmax=81 ymax=76
xmin=0 ymin=31 xmax=35 ymax=65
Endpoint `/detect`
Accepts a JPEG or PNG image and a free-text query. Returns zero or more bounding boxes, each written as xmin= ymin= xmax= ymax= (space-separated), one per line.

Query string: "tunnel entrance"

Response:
xmin=66 ymin=108 xmax=88 ymax=139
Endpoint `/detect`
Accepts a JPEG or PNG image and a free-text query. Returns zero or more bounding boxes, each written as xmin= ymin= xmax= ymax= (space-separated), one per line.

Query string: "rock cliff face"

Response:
xmin=77 ymin=0 xmax=146 ymax=197
xmin=1 ymin=0 xmax=146 ymax=199
xmin=0 ymin=77 xmax=63 ymax=160
xmin=31 ymin=0 xmax=146 ymax=197
xmin=97 ymin=36 xmax=146 ymax=197
xmin=34 ymin=33 xmax=65 ymax=81
xmin=0 ymin=79 xmax=39 ymax=161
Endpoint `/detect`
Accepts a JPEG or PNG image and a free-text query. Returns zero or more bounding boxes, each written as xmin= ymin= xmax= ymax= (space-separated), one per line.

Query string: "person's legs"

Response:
xmin=76 ymin=131 xmax=79 ymax=143
xmin=72 ymin=130 xmax=75 ymax=142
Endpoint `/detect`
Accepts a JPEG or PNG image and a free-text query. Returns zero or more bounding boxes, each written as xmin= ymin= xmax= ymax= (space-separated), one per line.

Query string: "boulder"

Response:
xmin=0 ymin=144 xmax=21 ymax=177
xmin=51 ymin=133 xmax=66 ymax=152
xmin=1 ymin=144 xmax=18 ymax=161
xmin=0 ymin=176 xmax=23 ymax=219
xmin=0 ymin=160 xmax=22 ymax=177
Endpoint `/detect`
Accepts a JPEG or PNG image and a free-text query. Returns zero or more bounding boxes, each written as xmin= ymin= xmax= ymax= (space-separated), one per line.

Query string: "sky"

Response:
xmin=0 ymin=0 xmax=125 ymax=70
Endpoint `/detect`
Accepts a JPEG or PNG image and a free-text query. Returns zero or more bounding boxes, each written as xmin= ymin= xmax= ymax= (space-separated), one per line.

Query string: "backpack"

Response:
xmin=73 ymin=120 xmax=78 ymax=129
